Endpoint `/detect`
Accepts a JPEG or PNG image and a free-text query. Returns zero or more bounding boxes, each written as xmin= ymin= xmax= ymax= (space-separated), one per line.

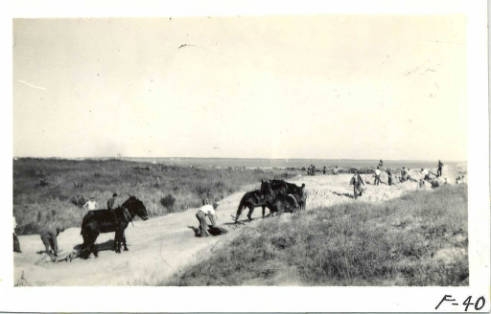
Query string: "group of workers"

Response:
xmin=82 ymin=192 xmax=119 ymax=211
xmin=14 ymin=191 xmax=220 ymax=258
xmin=350 ymin=160 xmax=446 ymax=199
xmin=83 ymin=192 xmax=220 ymax=238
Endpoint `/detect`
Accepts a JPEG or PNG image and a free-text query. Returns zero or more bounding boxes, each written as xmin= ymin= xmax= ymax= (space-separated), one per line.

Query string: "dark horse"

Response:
xmin=80 ymin=196 xmax=148 ymax=258
xmin=261 ymin=179 xmax=307 ymax=210
xmin=234 ymin=189 xmax=271 ymax=222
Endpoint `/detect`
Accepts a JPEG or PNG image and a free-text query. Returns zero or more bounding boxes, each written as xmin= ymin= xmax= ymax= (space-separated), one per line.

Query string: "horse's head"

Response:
xmin=260 ymin=179 xmax=272 ymax=194
xmin=260 ymin=180 xmax=277 ymax=201
xmin=122 ymin=196 xmax=149 ymax=221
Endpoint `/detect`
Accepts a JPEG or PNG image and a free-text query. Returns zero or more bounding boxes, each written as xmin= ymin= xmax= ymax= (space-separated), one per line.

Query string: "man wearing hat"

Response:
xmin=107 ymin=192 xmax=119 ymax=210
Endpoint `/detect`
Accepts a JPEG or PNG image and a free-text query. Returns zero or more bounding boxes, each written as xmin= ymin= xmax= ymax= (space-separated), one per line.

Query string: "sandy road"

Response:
xmin=14 ymin=173 xmax=444 ymax=286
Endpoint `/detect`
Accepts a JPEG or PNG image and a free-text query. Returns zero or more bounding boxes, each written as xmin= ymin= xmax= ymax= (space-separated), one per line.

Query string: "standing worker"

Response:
xmin=13 ymin=216 xmax=21 ymax=253
xmin=400 ymin=166 xmax=409 ymax=182
xmin=437 ymin=160 xmax=444 ymax=177
xmin=387 ymin=169 xmax=393 ymax=186
xmin=107 ymin=193 xmax=119 ymax=210
xmin=195 ymin=199 xmax=218 ymax=237
xmin=350 ymin=170 xmax=365 ymax=199
xmin=374 ymin=166 xmax=382 ymax=185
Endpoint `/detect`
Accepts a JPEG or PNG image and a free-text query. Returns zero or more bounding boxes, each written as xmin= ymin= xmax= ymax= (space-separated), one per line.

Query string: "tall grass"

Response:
xmin=14 ymin=158 xmax=296 ymax=234
xmin=169 ymin=184 xmax=468 ymax=286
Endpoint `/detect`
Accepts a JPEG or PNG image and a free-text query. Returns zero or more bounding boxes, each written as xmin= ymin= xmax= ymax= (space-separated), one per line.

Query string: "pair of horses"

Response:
xmin=235 ymin=179 xmax=306 ymax=222
xmin=79 ymin=196 xmax=148 ymax=258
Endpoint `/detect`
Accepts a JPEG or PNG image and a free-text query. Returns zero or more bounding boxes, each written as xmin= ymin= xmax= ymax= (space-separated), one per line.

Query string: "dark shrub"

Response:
xmin=160 ymin=194 xmax=176 ymax=211
xmin=70 ymin=195 xmax=87 ymax=207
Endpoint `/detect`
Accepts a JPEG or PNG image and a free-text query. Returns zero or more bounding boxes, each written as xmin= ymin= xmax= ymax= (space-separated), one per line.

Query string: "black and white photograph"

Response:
xmin=1 ymin=0 xmax=489 ymax=312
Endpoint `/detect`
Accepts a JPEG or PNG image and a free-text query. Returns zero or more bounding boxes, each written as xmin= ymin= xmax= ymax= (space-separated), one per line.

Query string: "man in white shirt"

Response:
xmin=374 ymin=166 xmax=382 ymax=185
xmin=195 ymin=199 xmax=218 ymax=237
xmin=83 ymin=197 xmax=98 ymax=210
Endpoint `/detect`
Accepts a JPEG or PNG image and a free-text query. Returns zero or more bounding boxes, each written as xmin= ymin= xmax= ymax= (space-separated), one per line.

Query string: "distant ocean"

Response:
xmin=122 ymin=157 xmax=461 ymax=170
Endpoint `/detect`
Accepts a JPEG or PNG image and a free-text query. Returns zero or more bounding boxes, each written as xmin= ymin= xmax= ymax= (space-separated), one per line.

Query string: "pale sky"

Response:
xmin=13 ymin=16 xmax=467 ymax=160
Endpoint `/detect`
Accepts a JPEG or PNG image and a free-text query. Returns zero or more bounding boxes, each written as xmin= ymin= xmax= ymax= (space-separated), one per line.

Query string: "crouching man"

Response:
xmin=40 ymin=225 xmax=65 ymax=257
xmin=195 ymin=199 xmax=218 ymax=237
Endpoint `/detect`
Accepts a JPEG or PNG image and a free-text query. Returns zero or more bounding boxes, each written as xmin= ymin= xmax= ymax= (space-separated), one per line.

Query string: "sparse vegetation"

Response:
xmin=169 ymin=184 xmax=468 ymax=286
xmin=14 ymin=158 xmax=297 ymax=234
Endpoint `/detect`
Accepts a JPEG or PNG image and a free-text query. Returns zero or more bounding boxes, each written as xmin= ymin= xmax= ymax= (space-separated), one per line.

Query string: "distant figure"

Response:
xmin=456 ymin=175 xmax=465 ymax=184
xmin=387 ymin=169 xmax=393 ymax=186
xmin=333 ymin=165 xmax=339 ymax=175
xmin=350 ymin=171 xmax=365 ymax=199
xmin=107 ymin=193 xmax=119 ymax=210
xmin=421 ymin=168 xmax=430 ymax=181
xmin=13 ymin=216 xmax=21 ymax=253
xmin=374 ymin=166 xmax=382 ymax=185
xmin=323 ymin=166 xmax=327 ymax=175
xmin=378 ymin=160 xmax=384 ymax=168
xmin=437 ymin=160 xmax=444 ymax=177
xmin=40 ymin=225 xmax=65 ymax=257
xmin=400 ymin=166 xmax=409 ymax=182
xmin=83 ymin=197 xmax=98 ymax=210
xmin=307 ymin=164 xmax=316 ymax=176
xmin=418 ymin=178 xmax=425 ymax=188
xmin=195 ymin=199 xmax=218 ymax=237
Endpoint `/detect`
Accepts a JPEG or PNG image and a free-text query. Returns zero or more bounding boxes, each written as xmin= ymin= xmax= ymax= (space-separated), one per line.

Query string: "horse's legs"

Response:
xmin=262 ymin=205 xmax=266 ymax=218
xmin=91 ymin=243 xmax=98 ymax=258
xmin=122 ymin=231 xmax=128 ymax=251
xmin=113 ymin=232 xmax=119 ymax=252
xmin=90 ymin=232 xmax=99 ymax=258
xmin=80 ymin=233 xmax=90 ymax=259
xmin=235 ymin=205 xmax=244 ymax=222
xmin=114 ymin=230 xmax=121 ymax=253
xmin=246 ymin=206 xmax=255 ymax=221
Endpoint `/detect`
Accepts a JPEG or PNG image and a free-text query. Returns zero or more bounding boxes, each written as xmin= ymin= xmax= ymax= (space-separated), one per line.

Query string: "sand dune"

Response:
xmin=14 ymin=169 xmax=462 ymax=286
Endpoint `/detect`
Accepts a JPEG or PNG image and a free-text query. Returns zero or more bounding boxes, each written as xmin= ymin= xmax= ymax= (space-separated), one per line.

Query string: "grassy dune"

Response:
xmin=13 ymin=158 xmax=295 ymax=235
xmin=170 ymin=184 xmax=468 ymax=286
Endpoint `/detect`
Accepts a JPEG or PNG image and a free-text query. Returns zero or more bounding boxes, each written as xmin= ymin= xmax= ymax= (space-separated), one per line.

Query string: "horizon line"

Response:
xmin=12 ymin=155 xmax=467 ymax=163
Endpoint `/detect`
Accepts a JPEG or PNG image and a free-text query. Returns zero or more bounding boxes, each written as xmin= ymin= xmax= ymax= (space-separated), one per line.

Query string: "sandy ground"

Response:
xmin=14 ymin=167 xmax=462 ymax=286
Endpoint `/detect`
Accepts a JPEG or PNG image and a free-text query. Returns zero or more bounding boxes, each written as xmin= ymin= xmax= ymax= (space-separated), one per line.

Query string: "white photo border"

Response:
xmin=1 ymin=0 xmax=488 ymax=312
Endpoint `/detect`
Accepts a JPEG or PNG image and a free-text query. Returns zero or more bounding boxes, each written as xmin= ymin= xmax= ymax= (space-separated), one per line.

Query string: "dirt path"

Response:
xmin=14 ymin=173 xmax=445 ymax=286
